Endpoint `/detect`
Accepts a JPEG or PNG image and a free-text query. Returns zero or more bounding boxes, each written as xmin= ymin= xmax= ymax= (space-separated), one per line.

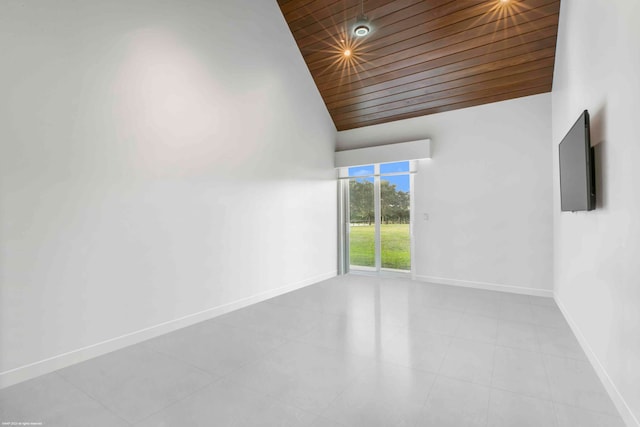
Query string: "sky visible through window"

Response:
xmin=380 ymin=161 xmax=409 ymax=174
xmin=383 ymin=175 xmax=409 ymax=192
xmin=348 ymin=165 xmax=374 ymax=177
xmin=348 ymin=162 xmax=410 ymax=192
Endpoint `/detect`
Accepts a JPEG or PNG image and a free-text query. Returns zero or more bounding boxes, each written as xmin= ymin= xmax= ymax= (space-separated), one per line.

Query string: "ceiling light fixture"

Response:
xmin=353 ymin=0 xmax=371 ymax=37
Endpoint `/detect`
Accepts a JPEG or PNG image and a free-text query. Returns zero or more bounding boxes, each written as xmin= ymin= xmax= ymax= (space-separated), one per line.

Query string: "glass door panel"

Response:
xmin=349 ymin=177 xmax=375 ymax=269
xmin=380 ymin=174 xmax=411 ymax=271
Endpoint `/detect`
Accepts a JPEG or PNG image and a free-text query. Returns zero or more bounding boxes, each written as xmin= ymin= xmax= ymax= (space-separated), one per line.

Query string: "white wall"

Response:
xmin=552 ymin=0 xmax=640 ymax=425
xmin=337 ymin=94 xmax=553 ymax=295
xmin=0 ymin=0 xmax=337 ymax=387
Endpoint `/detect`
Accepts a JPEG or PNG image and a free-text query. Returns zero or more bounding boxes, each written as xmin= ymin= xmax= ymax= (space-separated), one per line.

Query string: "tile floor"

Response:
xmin=0 ymin=275 xmax=626 ymax=426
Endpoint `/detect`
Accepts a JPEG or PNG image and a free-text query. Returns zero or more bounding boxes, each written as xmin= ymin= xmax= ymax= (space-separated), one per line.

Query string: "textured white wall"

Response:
xmin=337 ymin=94 xmax=553 ymax=294
xmin=552 ymin=0 xmax=640 ymax=424
xmin=0 ymin=0 xmax=336 ymax=385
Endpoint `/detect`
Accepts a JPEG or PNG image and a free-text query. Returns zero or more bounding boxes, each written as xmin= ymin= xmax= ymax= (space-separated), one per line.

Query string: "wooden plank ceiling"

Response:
xmin=277 ymin=0 xmax=560 ymax=131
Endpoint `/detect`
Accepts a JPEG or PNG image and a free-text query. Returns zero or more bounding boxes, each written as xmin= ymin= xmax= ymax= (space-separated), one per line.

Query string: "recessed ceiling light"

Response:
xmin=354 ymin=21 xmax=370 ymax=37
xmin=344 ymin=49 xmax=352 ymax=57
xmin=353 ymin=0 xmax=371 ymax=37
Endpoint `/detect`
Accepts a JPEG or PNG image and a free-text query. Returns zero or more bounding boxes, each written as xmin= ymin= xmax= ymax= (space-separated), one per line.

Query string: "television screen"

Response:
xmin=559 ymin=110 xmax=595 ymax=212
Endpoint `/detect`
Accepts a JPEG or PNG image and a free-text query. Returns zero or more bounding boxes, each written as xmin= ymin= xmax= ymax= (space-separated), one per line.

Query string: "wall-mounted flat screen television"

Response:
xmin=559 ymin=110 xmax=595 ymax=212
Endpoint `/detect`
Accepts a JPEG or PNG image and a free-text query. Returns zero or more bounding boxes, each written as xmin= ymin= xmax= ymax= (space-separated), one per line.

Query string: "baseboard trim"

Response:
xmin=555 ymin=296 xmax=639 ymax=427
xmin=0 ymin=270 xmax=337 ymax=390
xmin=414 ymin=275 xmax=553 ymax=298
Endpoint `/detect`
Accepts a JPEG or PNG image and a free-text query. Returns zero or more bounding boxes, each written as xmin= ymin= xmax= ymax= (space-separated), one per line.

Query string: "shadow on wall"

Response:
xmin=591 ymin=102 xmax=607 ymax=209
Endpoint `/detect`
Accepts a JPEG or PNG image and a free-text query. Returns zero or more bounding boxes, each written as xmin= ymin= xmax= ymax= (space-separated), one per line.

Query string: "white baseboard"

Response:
xmin=555 ymin=296 xmax=639 ymax=427
xmin=0 ymin=270 xmax=337 ymax=390
xmin=414 ymin=275 xmax=553 ymax=298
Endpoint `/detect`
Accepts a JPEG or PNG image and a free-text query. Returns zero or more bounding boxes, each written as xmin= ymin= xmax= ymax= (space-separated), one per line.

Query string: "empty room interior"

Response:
xmin=1 ymin=0 xmax=639 ymax=426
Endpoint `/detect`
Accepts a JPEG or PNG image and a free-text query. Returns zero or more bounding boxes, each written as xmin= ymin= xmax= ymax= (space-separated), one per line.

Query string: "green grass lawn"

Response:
xmin=349 ymin=224 xmax=410 ymax=270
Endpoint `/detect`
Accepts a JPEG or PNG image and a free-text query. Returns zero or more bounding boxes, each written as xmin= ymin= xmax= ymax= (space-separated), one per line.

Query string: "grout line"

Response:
xmin=490 ymin=384 xmax=553 ymax=403
xmin=485 ymin=337 xmax=499 ymax=427
xmin=54 ymin=372 xmax=133 ymax=426
xmin=538 ymin=339 xmax=560 ymax=427
xmin=219 ymin=377 xmax=325 ymax=423
xmin=484 ymin=386 xmax=493 ymax=427
xmin=551 ymin=401 xmax=564 ymax=427
xmin=215 ymin=335 xmax=296 ymax=382
xmin=206 ymin=313 xmax=322 ymax=342
xmin=145 ymin=345 xmax=222 ymax=382
xmin=126 ymin=379 xmax=214 ymax=425
xmin=552 ymin=400 xmax=631 ymax=419
xmin=434 ymin=368 xmax=555 ymax=403
xmin=312 ymin=362 xmax=369 ymax=424
xmin=434 ymin=335 xmax=455 ymax=376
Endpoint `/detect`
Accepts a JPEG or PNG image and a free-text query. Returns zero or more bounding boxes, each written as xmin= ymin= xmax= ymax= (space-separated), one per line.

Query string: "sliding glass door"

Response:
xmin=345 ymin=162 xmax=412 ymax=274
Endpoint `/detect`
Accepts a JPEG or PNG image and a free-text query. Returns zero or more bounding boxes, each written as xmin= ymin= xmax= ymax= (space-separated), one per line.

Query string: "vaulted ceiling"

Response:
xmin=277 ymin=0 xmax=560 ymax=131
